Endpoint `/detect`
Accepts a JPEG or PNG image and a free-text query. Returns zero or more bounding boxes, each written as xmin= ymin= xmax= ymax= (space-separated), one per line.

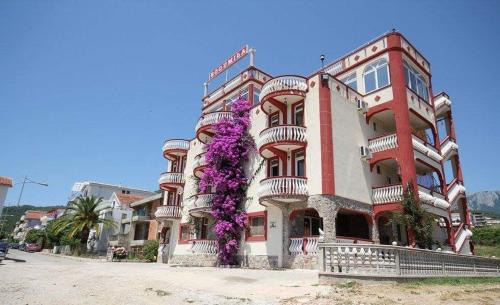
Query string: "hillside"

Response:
xmin=468 ymin=191 xmax=500 ymax=214
xmin=0 ymin=205 xmax=65 ymax=235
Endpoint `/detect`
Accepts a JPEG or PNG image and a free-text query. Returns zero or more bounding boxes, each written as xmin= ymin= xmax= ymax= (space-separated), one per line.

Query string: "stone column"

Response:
xmin=281 ymin=206 xmax=290 ymax=268
xmin=371 ymin=215 xmax=380 ymax=244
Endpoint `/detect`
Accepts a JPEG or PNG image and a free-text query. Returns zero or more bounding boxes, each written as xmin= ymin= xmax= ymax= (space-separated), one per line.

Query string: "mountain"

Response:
xmin=0 ymin=205 xmax=65 ymax=237
xmin=467 ymin=191 xmax=500 ymax=214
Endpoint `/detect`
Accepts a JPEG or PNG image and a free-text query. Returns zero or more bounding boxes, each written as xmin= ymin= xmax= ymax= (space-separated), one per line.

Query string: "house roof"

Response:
xmin=0 ymin=176 xmax=13 ymax=187
xmin=130 ymin=193 xmax=163 ymax=208
xmin=25 ymin=210 xmax=47 ymax=220
xmin=115 ymin=193 xmax=148 ymax=208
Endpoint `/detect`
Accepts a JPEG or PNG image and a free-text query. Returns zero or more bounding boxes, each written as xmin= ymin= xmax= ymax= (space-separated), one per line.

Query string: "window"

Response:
xmin=269 ymin=159 xmax=279 ymax=177
xmin=340 ymin=73 xmax=357 ymax=91
xmin=246 ymin=211 xmax=267 ymax=241
xmin=293 ymin=104 xmax=304 ymax=126
xmin=179 ymin=224 xmax=191 ymax=243
xmin=404 ymin=61 xmax=429 ymax=101
xmin=171 ymin=160 xmax=178 ymax=172
xmin=363 ymin=58 xmax=389 ymax=93
xmin=376 ymin=166 xmax=381 ymax=175
xmin=304 ymin=216 xmax=323 ymax=236
xmin=373 ymin=122 xmax=377 ymax=131
xmin=253 ymin=88 xmax=261 ymax=106
xmin=269 ymin=113 xmax=279 ymax=127
xmin=294 ymin=151 xmax=305 ymax=177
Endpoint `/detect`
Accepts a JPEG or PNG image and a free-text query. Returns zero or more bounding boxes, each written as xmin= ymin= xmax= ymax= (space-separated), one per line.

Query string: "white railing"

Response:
xmin=190 ymin=240 xmax=217 ymax=255
xmin=196 ymin=111 xmax=233 ymax=131
xmin=289 ymin=237 xmax=319 ymax=255
xmin=319 ymin=243 xmax=500 ymax=277
xmin=412 ymin=135 xmax=443 ymax=163
xmin=258 ymin=177 xmax=308 ymax=199
xmin=162 ymin=139 xmax=190 ymax=153
xmin=324 ymin=61 xmax=344 ymax=75
xmin=455 ymin=226 xmax=473 ymax=253
xmin=154 ymin=205 xmax=181 ymax=220
xmin=194 ymin=193 xmax=215 ymax=210
xmin=368 ymin=134 xmax=398 ymax=153
xmin=193 ymin=154 xmax=208 ymax=170
xmin=447 ymin=181 xmax=466 ymax=204
xmin=257 ymin=125 xmax=307 ymax=150
xmin=418 ymin=185 xmax=450 ymax=210
xmin=158 ymin=172 xmax=185 ymax=186
xmin=434 ymin=93 xmax=451 ymax=115
xmin=259 ymin=76 xmax=308 ymax=100
xmin=441 ymin=138 xmax=459 ymax=159
xmin=372 ymin=185 xmax=403 ymax=204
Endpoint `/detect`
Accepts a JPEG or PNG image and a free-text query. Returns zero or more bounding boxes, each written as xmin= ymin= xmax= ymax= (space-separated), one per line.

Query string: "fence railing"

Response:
xmin=196 ymin=111 xmax=233 ymax=131
xmin=441 ymin=137 xmax=459 ymax=159
xmin=257 ymin=125 xmax=307 ymax=150
xmin=412 ymin=135 xmax=442 ymax=163
xmin=368 ymin=134 xmax=398 ymax=153
xmin=162 ymin=139 xmax=190 ymax=153
xmin=319 ymin=243 xmax=500 ymax=277
xmin=260 ymin=76 xmax=308 ymax=100
xmin=289 ymin=237 xmax=319 ymax=255
xmin=154 ymin=205 xmax=181 ymax=220
xmin=158 ymin=172 xmax=185 ymax=186
xmin=258 ymin=176 xmax=308 ymax=199
xmin=190 ymin=240 xmax=217 ymax=255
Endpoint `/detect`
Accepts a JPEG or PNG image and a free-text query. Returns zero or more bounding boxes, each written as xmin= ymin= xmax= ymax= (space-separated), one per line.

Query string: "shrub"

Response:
xmin=143 ymin=240 xmax=159 ymax=262
xmin=472 ymin=225 xmax=500 ymax=246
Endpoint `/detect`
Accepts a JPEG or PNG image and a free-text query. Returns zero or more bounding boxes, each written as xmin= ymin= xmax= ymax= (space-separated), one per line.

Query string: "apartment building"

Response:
xmin=155 ymin=31 xmax=472 ymax=269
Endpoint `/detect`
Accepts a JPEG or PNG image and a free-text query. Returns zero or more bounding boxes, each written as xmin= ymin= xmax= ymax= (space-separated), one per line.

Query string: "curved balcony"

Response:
xmin=441 ymin=137 xmax=458 ymax=161
xmin=154 ymin=205 xmax=181 ymax=221
xmin=258 ymin=176 xmax=308 ymax=204
xmin=434 ymin=92 xmax=452 ymax=118
xmin=158 ymin=172 xmax=185 ymax=190
xmin=162 ymin=139 xmax=190 ymax=160
xmin=189 ymin=193 xmax=215 ymax=217
xmin=257 ymin=125 xmax=307 ymax=158
xmin=260 ymin=76 xmax=308 ymax=114
xmin=371 ymin=184 xmax=450 ymax=210
xmin=196 ymin=111 xmax=233 ymax=144
xmin=193 ymin=153 xmax=208 ymax=178
xmin=447 ymin=180 xmax=466 ymax=205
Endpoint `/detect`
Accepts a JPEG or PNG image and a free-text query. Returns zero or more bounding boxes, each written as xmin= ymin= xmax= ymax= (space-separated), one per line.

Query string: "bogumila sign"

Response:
xmin=208 ymin=45 xmax=248 ymax=81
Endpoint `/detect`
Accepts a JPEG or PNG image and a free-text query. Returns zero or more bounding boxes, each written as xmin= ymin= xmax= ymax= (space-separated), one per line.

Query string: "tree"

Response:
xmin=53 ymin=196 xmax=116 ymax=247
xmin=391 ymin=183 xmax=435 ymax=249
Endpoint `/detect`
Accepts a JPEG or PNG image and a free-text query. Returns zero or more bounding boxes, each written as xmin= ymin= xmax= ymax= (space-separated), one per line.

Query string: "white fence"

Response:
xmin=257 ymin=125 xmax=307 ymax=150
xmin=190 ymin=240 xmax=217 ymax=255
xmin=368 ymin=134 xmax=398 ymax=153
xmin=260 ymin=76 xmax=308 ymax=100
xmin=259 ymin=177 xmax=308 ymax=199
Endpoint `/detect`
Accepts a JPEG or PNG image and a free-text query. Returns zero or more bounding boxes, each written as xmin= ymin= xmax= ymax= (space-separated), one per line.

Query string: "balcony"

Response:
xmin=195 ymin=111 xmax=233 ymax=144
xmin=108 ymin=234 xmax=129 ymax=247
xmin=440 ymin=137 xmax=458 ymax=161
xmin=257 ymin=125 xmax=307 ymax=158
xmin=193 ymin=152 xmax=208 ymax=178
xmin=162 ymin=139 xmax=190 ymax=161
xmin=371 ymin=184 xmax=450 ymax=210
xmin=132 ymin=215 xmax=150 ymax=222
xmin=447 ymin=180 xmax=466 ymax=205
xmin=158 ymin=172 xmax=185 ymax=190
xmin=154 ymin=205 xmax=181 ymax=221
xmin=190 ymin=239 xmax=217 ymax=255
xmin=434 ymin=92 xmax=452 ymax=117
xmin=258 ymin=176 xmax=308 ymax=204
xmin=368 ymin=134 xmax=398 ymax=154
xmin=289 ymin=237 xmax=319 ymax=255
xmin=189 ymin=193 xmax=215 ymax=217
xmin=260 ymin=76 xmax=308 ymax=114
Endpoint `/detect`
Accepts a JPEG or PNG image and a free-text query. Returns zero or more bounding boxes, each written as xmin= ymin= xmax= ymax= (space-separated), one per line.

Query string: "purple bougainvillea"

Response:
xmin=199 ymin=98 xmax=254 ymax=265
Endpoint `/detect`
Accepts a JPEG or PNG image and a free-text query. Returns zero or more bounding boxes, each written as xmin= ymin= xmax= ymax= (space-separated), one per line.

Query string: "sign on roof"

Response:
xmin=208 ymin=45 xmax=249 ymax=81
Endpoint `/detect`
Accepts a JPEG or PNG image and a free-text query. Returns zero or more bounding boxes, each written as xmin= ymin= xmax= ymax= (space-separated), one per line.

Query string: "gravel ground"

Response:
xmin=1 ymin=250 xmax=499 ymax=305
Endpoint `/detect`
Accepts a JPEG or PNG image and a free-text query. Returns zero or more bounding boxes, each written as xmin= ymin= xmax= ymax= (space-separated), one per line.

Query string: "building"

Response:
xmin=69 ymin=181 xmax=154 ymax=252
xmin=155 ymin=30 xmax=472 ymax=269
xmin=13 ymin=210 xmax=47 ymax=241
xmin=471 ymin=212 xmax=487 ymax=227
xmin=0 ymin=176 xmax=13 ymax=217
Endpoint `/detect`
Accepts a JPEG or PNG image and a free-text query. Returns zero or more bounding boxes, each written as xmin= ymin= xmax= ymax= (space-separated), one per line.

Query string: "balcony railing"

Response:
xmin=318 ymin=243 xmax=499 ymax=277
xmin=434 ymin=92 xmax=452 ymax=116
xmin=257 ymin=125 xmax=307 ymax=152
xmin=368 ymin=134 xmax=398 ymax=153
xmin=132 ymin=215 xmax=150 ymax=222
xmin=259 ymin=76 xmax=308 ymax=101
xmin=158 ymin=172 xmax=185 ymax=188
xmin=372 ymin=184 xmax=450 ymax=210
xmin=258 ymin=176 xmax=308 ymax=200
xmin=190 ymin=239 xmax=217 ymax=255
xmin=194 ymin=193 xmax=215 ymax=210
xmin=193 ymin=154 xmax=208 ymax=171
xmin=418 ymin=185 xmax=450 ymax=209
xmin=454 ymin=224 xmax=473 ymax=253
xmin=162 ymin=139 xmax=190 ymax=159
xmin=154 ymin=205 xmax=181 ymax=220
xmin=447 ymin=180 xmax=466 ymax=204
xmin=289 ymin=237 xmax=319 ymax=255
xmin=441 ymin=137 xmax=459 ymax=160
xmin=412 ymin=135 xmax=442 ymax=163
xmin=196 ymin=111 xmax=233 ymax=132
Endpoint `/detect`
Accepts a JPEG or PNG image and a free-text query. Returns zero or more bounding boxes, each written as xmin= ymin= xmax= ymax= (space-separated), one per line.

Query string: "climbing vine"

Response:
xmin=200 ymin=98 xmax=254 ymax=265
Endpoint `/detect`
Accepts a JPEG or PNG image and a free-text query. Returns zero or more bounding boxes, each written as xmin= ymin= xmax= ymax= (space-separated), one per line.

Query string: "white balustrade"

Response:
xmin=258 ymin=177 xmax=308 ymax=199
xmin=324 ymin=61 xmax=344 ymax=75
xmin=319 ymin=243 xmax=500 ymax=277
xmin=257 ymin=125 xmax=307 ymax=150
xmin=441 ymin=138 xmax=459 ymax=160
xmin=158 ymin=172 xmax=185 ymax=186
xmin=196 ymin=111 xmax=233 ymax=131
xmin=447 ymin=181 xmax=466 ymax=204
xmin=372 ymin=185 xmax=403 ymax=204
xmin=455 ymin=226 xmax=473 ymax=253
xmin=154 ymin=205 xmax=181 ymax=220
xmin=289 ymin=238 xmax=304 ymax=255
xmin=260 ymin=76 xmax=308 ymax=101
xmin=368 ymin=134 xmax=398 ymax=153
xmin=434 ymin=93 xmax=452 ymax=116
xmin=417 ymin=186 xmax=450 ymax=210
xmin=190 ymin=240 xmax=217 ymax=255
xmin=194 ymin=193 xmax=215 ymax=210
xmin=162 ymin=139 xmax=190 ymax=153
xmin=304 ymin=237 xmax=319 ymax=254
xmin=412 ymin=135 xmax=443 ymax=162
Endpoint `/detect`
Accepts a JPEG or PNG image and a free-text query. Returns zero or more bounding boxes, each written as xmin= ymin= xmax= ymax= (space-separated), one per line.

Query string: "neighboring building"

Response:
xmin=40 ymin=208 xmax=66 ymax=227
xmin=13 ymin=210 xmax=47 ymax=241
xmin=155 ymin=30 xmax=472 ymax=269
xmin=0 ymin=176 xmax=13 ymax=217
xmin=471 ymin=212 xmax=487 ymax=227
xmin=69 ymin=181 xmax=154 ymax=252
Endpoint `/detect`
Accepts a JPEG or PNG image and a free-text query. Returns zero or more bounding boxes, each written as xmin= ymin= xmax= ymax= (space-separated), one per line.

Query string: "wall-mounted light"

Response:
xmin=270 ymin=221 xmax=276 ymax=228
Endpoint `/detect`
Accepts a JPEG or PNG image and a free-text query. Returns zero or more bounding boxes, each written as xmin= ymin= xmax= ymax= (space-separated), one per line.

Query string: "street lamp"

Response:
xmin=16 ymin=176 xmax=49 ymax=207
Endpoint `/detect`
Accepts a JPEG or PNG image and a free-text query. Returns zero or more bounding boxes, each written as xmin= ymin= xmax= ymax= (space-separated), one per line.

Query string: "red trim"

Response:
xmin=373 ymin=203 xmax=403 ymax=217
xmin=178 ymin=223 xmax=190 ymax=244
xmin=245 ymin=211 xmax=267 ymax=242
xmin=268 ymin=111 xmax=280 ymax=126
xmin=318 ymin=75 xmax=335 ymax=195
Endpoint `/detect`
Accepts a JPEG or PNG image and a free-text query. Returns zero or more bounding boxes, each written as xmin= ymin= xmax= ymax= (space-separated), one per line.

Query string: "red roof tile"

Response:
xmin=115 ymin=193 xmax=147 ymax=208
xmin=25 ymin=210 xmax=47 ymax=220
xmin=0 ymin=176 xmax=13 ymax=187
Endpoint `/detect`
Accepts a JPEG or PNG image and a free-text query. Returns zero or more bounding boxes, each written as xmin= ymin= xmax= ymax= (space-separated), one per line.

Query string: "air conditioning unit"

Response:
xmin=356 ymin=99 xmax=367 ymax=113
xmin=360 ymin=146 xmax=371 ymax=159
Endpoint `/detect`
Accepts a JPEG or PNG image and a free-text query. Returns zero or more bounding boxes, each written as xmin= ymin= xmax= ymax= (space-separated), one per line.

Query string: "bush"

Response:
xmin=472 ymin=225 xmax=500 ymax=246
xmin=143 ymin=240 xmax=159 ymax=262
xmin=25 ymin=229 xmax=45 ymax=244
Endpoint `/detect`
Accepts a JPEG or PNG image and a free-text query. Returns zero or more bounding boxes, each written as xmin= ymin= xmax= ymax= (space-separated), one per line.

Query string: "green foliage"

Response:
xmin=24 ymin=229 xmax=45 ymax=244
xmin=475 ymin=245 xmax=500 ymax=257
xmin=143 ymin=240 xmax=159 ymax=262
xmin=403 ymin=277 xmax=500 ymax=287
xmin=391 ymin=184 xmax=435 ymax=249
xmin=472 ymin=225 xmax=500 ymax=246
xmin=1 ymin=204 xmax=65 ymax=235
xmin=60 ymin=235 xmax=80 ymax=247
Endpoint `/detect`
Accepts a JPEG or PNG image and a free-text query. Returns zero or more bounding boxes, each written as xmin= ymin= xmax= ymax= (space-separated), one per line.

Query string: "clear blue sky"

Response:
xmin=1 ymin=1 xmax=499 ymax=206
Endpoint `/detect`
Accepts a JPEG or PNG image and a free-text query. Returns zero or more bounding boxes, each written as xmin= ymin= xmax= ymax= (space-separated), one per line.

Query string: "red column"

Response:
xmin=318 ymin=75 xmax=335 ymax=195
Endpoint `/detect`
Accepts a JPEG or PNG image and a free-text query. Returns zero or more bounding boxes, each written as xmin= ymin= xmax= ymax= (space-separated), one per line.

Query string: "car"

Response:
xmin=18 ymin=243 xmax=26 ymax=251
xmin=9 ymin=243 xmax=19 ymax=249
xmin=26 ymin=243 xmax=42 ymax=252
xmin=0 ymin=242 xmax=8 ymax=262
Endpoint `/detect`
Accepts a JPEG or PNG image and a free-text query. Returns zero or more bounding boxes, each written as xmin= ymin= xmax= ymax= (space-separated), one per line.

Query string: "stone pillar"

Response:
xmin=371 ymin=215 xmax=380 ymax=243
xmin=308 ymin=195 xmax=338 ymax=242
xmin=281 ymin=206 xmax=290 ymax=268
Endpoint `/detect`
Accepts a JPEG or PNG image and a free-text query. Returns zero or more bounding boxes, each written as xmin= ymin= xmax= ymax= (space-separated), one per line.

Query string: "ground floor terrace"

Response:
xmin=2 ymin=250 xmax=499 ymax=305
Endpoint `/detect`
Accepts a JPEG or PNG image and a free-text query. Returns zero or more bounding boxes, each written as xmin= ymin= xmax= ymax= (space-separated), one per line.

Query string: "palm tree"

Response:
xmin=54 ymin=196 xmax=116 ymax=246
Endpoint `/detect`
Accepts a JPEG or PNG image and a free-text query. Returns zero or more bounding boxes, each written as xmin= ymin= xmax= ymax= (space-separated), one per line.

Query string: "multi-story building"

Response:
xmin=0 ymin=176 xmax=13 ymax=217
xmin=155 ymin=30 xmax=472 ymax=269
xmin=471 ymin=212 xmax=487 ymax=227
xmin=13 ymin=210 xmax=47 ymax=241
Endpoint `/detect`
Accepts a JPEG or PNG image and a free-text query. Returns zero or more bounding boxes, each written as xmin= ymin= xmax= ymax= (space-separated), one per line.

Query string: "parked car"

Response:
xmin=26 ymin=243 xmax=42 ymax=252
xmin=0 ymin=242 xmax=9 ymax=262
xmin=18 ymin=243 xmax=26 ymax=251
xmin=9 ymin=243 xmax=19 ymax=249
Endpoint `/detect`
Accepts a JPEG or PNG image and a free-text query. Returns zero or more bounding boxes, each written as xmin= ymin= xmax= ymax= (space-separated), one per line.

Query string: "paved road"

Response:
xmin=0 ymin=250 xmax=323 ymax=305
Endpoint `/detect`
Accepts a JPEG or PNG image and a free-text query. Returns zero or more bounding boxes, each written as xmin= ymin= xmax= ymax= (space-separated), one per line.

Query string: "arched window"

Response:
xmin=404 ymin=61 xmax=429 ymax=101
xmin=363 ymin=58 xmax=389 ymax=93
